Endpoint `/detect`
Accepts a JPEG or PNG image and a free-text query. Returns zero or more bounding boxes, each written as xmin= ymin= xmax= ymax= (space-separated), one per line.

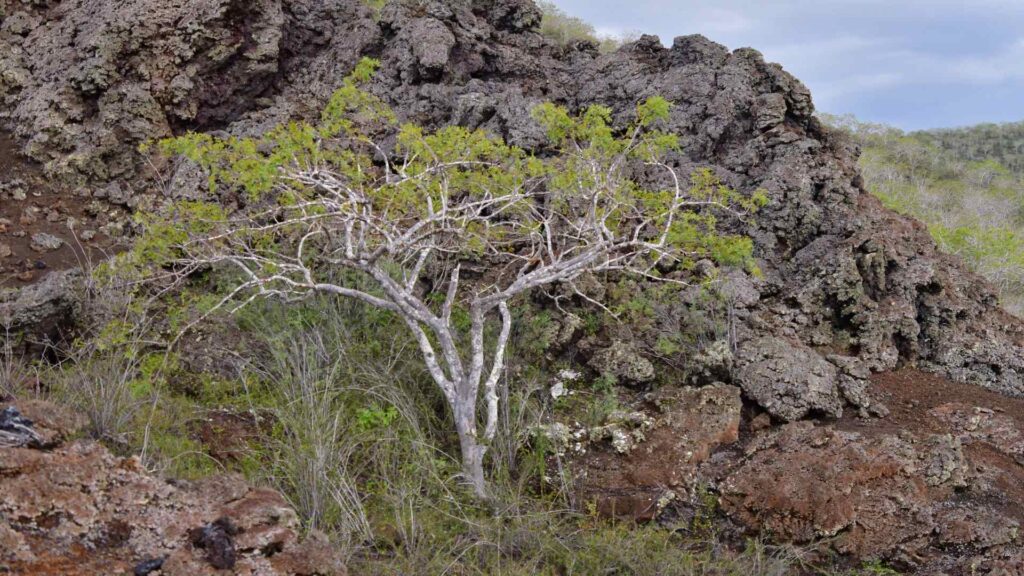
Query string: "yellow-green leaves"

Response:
xmin=534 ymin=97 xmax=673 ymax=151
xmin=529 ymin=101 xmax=764 ymax=273
xmin=350 ymin=57 xmax=380 ymax=84
xmin=149 ymin=55 xmax=765 ymax=298
xmin=321 ymin=58 xmax=395 ymax=139
xmin=157 ymin=58 xmax=392 ymax=202
xmin=116 ymin=201 xmax=227 ymax=283
xmin=578 ymin=105 xmax=615 ymax=150
xmin=636 ymin=96 xmax=671 ymax=127
xmin=532 ymin=102 xmax=574 ymax=144
xmin=390 ymin=123 xmax=531 ymax=228
xmin=533 ymin=102 xmax=615 ymax=150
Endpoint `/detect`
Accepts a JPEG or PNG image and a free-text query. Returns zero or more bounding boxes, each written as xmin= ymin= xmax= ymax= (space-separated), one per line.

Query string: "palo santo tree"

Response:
xmin=143 ymin=58 xmax=764 ymax=499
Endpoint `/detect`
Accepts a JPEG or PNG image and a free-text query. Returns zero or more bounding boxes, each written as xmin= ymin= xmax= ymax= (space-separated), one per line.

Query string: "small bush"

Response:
xmin=239 ymin=295 xmax=449 ymax=556
xmin=0 ymin=324 xmax=33 ymax=398
xmin=361 ymin=0 xmax=386 ymax=18
xmin=824 ymin=114 xmax=1024 ymax=314
xmin=43 ymin=278 xmax=155 ymax=445
xmin=536 ymin=1 xmax=632 ymax=52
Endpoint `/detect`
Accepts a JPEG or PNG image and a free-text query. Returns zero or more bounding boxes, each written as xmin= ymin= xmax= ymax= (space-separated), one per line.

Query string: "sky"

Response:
xmin=547 ymin=0 xmax=1024 ymax=131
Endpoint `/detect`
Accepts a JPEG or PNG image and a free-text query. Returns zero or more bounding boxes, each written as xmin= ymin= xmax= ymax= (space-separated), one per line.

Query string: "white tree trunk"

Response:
xmin=453 ymin=382 xmax=488 ymax=499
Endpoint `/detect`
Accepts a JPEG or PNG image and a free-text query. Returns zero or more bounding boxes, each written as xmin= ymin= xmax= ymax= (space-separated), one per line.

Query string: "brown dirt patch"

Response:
xmin=0 ymin=132 xmax=122 ymax=288
xmin=845 ymin=368 xmax=1024 ymax=521
xmin=189 ymin=409 xmax=275 ymax=465
xmin=841 ymin=368 xmax=1024 ymax=435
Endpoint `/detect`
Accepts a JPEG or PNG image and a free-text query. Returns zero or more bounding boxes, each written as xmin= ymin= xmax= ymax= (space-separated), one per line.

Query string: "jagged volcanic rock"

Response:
xmin=4 ymin=0 xmax=1023 ymax=397
xmin=3 ymin=0 xmax=1024 ymax=571
xmin=0 ymin=400 xmax=346 ymax=575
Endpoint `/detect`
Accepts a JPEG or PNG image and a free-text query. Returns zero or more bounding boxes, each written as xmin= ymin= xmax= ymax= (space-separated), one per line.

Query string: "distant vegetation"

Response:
xmin=358 ymin=1 xmax=632 ymax=51
xmin=537 ymin=1 xmax=633 ymax=52
xmin=916 ymin=121 xmax=1024 ymax=177
xmin=824 ymin=114 xmax=1024 ymax=314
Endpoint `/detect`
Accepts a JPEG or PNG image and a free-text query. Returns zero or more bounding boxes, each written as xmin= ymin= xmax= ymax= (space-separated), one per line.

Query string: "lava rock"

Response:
xmin=588 ymin=340 xmax=656 ymax=385
xmin=572 ymin=384 xmax=743 ymax=521
xmin=721 ymin=422 xmax=972 ymax=560
xmin=29 ymin=232 xmax=63 ymax=252
xmin=734 ymin=336 xmax=844 ymax=421
xmin=190 ymin=517 xmax=239 ymax=570
xmin=133 ymin=556 xmax=167 ymax=576
xmin=0 ymin=268 xmax=82 ymax=341
xmin=0 ymin=400 xmax=346 ymax=575
xmin=0 ymin=406 xmax=41 ymax=448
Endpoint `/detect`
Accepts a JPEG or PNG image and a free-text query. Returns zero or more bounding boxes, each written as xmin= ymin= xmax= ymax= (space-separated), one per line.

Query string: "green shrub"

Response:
xmin=537 ymin=1 xmax=629 ymax=52
xmin=824 ymin=114 xmax=1024 ymax=314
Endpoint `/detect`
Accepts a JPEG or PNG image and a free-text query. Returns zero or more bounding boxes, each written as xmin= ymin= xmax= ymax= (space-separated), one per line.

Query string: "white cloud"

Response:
xmin=760 ymin=35 xmax=897 ymax=73
xmin=812 ymin=72 xmax=905 ymax=109
xmin=941 ymin=38 xmax=1024 ymax=83
xmin=690 ymin=7 xmax=754 ymax=35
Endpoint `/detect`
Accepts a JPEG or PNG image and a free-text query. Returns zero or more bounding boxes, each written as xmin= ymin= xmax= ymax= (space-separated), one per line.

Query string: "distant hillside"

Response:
xmin=915 ymin=121 xmax=1024 ymax=177
xmin=824 ymin=114 xmax=1024 ymax=313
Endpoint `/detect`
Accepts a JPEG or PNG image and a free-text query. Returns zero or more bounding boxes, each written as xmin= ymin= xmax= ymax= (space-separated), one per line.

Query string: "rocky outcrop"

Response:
xmin=716 ymin=369 xmax=1024 ymax=573
xmin=0 ymin=0 xmax=377 ymax=187
xmin=734 ymin=335 xmax=845 ymax=420
xmin=722 ymin=424 xmax=973 ymax=560
xmin=5 ymin=0 xmax=1024 ymax=401
xmin=566 ymin=369 xmax=1024 ymax=572
xmin=0 ymin=400 xmax=346 ymax=575
xmin=588 ymin=340 xmax=657 ymax=385
xmin=0 ymin=268 xmax=82 ymax=340
xmin=5 ymin=0 xmax=1024 ymax=571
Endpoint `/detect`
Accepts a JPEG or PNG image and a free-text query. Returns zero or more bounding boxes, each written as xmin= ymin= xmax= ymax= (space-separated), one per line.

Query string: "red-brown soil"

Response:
xmin=0 ymin=132 xmax=120 ymax=288
xmin=860 ymin=369 xmax=1024 ymax=520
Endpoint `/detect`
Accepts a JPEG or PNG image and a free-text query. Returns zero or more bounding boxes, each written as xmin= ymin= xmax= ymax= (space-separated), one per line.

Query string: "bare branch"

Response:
xmin=482 ymin=301 xmax=511 ymax=442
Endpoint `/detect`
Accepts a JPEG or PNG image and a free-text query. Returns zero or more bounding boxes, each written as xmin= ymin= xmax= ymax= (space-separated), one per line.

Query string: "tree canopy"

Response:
xmin=136 ymin=57 xmax=764 ymax=496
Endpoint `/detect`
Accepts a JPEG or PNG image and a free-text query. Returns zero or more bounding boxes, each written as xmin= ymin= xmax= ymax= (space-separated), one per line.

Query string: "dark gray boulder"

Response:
xmin=0 ymin=269 xmax=82 ymax=341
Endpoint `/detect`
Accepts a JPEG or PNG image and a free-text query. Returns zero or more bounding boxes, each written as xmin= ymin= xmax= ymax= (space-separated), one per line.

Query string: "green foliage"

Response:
xmin=655 ymin=335 xmax=682 ymax=356
xmin=690 ymin=486 xmax=720 ymax=538
xmin=552 ymin=526 xmax=800 ymax=576
xmin=916 ymin=120 xmax=1024 ymax=177
xmin=38 ymin=267 xmax=869 ymax=576
xmin=858 ymin=560 xmax=902 ymax=575
xmin=529 ymin=101 xmax=761 ymax=274
xmin=824 ymin=114 xmax=1024 ymax=313
xmin=930 ymin=224 xmax=1024 ymax=293
xmin=637 ymin=95 xmax=673 ymax=127
xmin=521 ymin=308 xmax=556 ymax=355
xmin=536 ymin=1 xmax=604 ymax=48
xmin=86 ymin=55 xmax=810 ymax=573
xmin=546 ymin=372 xmax=621 ymax=429
xmin=150 ymin=58 xmax=388 ymax=201
xmin=135 ymin=59 xmax=762 ymax=341
xmin=360 ymin=0 xmax=387 ymax=19
xmin=141 ymin=396 xmax=222 ymax=479
xmin=356 ymin=404 xmax=400 ymax=432
xmin=121 ymin=201 xmax=227 ymax=279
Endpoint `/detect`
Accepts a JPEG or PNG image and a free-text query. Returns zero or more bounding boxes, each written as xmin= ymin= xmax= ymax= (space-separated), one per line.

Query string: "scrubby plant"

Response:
xmin=42 ymin=274 xmax=158 ymax=445
xmin=824 ymin=113 xmax=1024 ymax=314
xmin=246 ymin=301 xmax=375 ymax=550
xmin=917 ymin=120 xmax=1024 ymax=177
xmin=537 ymin=1 xmax=599 ymax=45
xmin=140 ymin=58 xmax=763 ymax=498
xmin=362 ymin=0 xmax=386 ymax=15
xmin=0 ymin=323 xmax=32 ymax=398
xmin=536 ymin=1 xmax=634 ymax=52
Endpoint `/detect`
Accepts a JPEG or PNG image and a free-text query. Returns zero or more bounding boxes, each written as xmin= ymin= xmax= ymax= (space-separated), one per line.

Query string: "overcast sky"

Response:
xmin=548 ymin=0 xmax=1024 ymax=131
